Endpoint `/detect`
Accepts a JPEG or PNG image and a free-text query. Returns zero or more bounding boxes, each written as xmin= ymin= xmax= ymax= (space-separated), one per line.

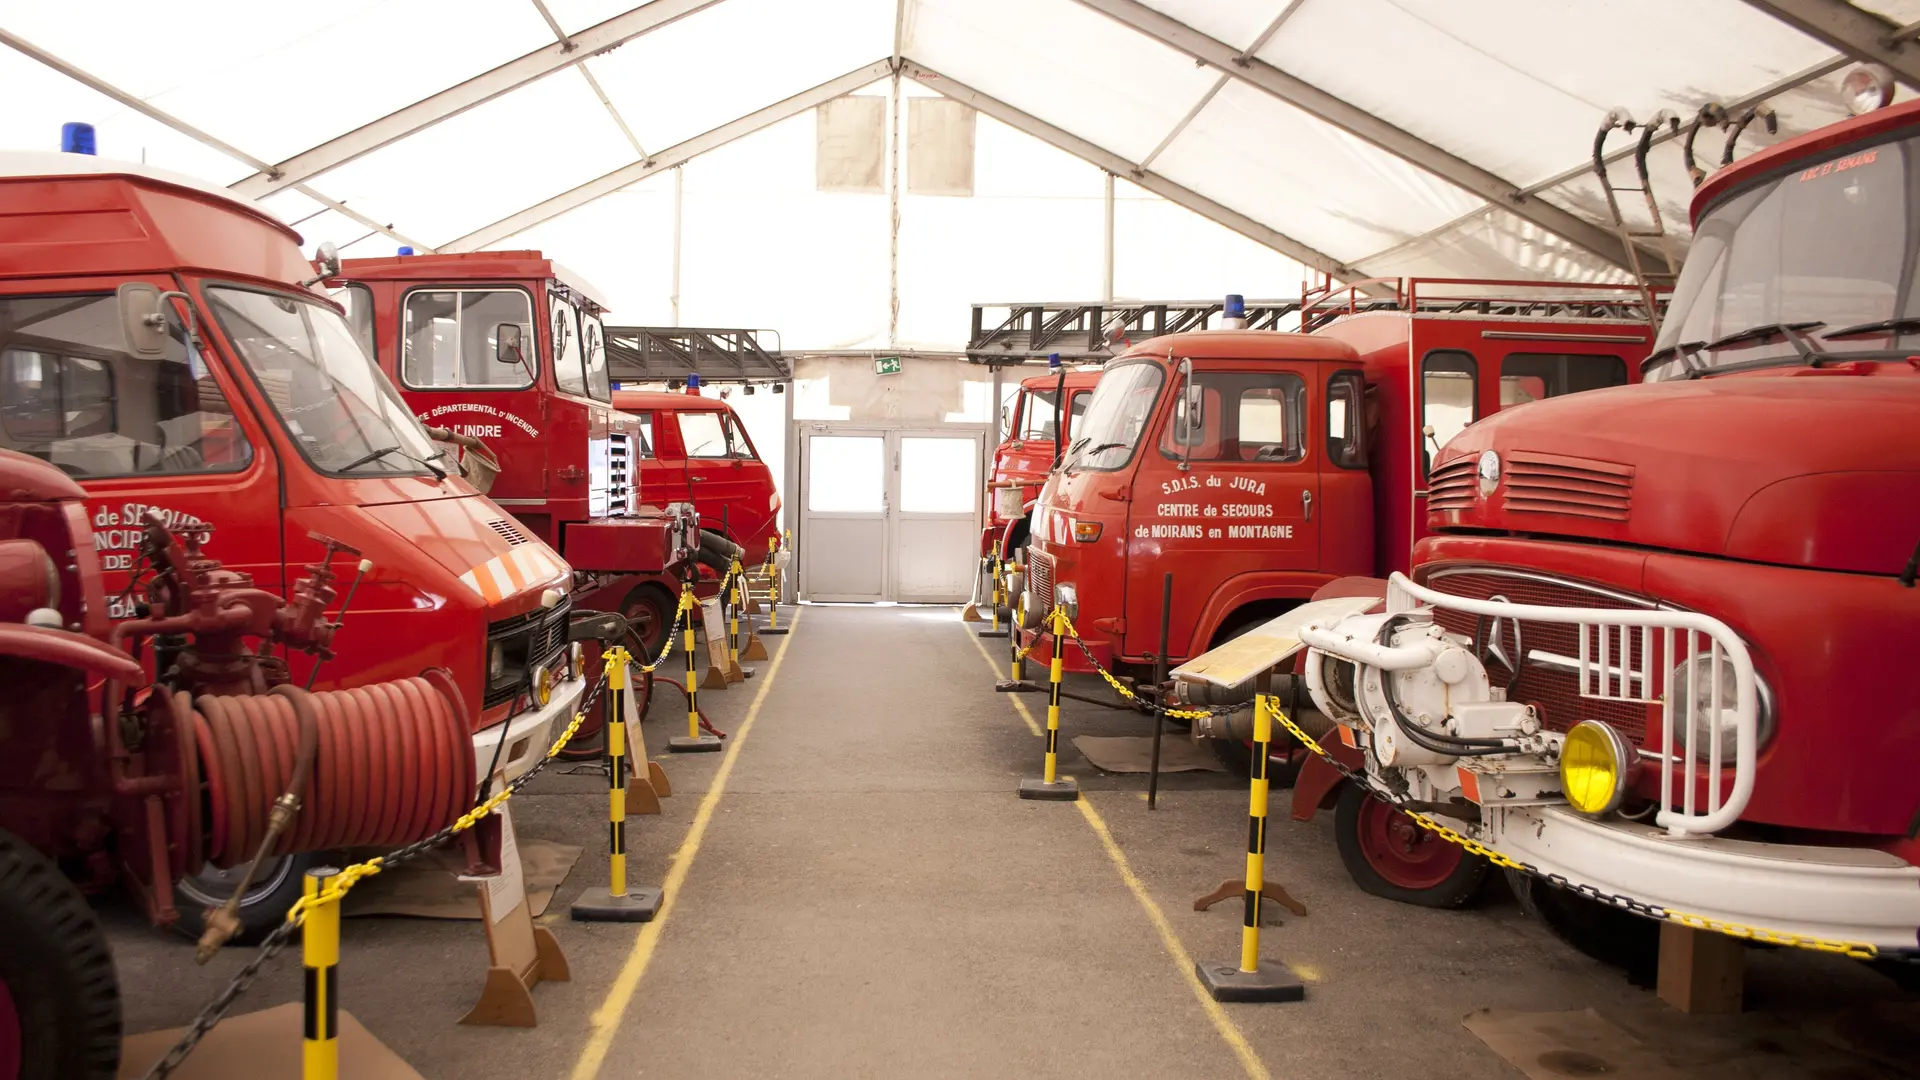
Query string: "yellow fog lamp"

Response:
xmin=1560 ymin=720 xmax=1633 ymax=815
xmin=534 ymin=664 xmax=555 ymax=706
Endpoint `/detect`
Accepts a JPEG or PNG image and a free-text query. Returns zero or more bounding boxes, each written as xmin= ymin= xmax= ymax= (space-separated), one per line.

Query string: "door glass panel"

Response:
xmin=1158 ymin=371 xmax=1306 ymax=462
xmin=807 ymin=435 xmax=883 ymax=512
xmin=1420 ymin=350 xmax=1478 ymax=476
xmin=1498 ymin=353 xmax=1628 ymax=406
xmin=401 ymin=289 xmax=534 ymax=388
xmin=678 ymin=411 xmax=729 ymax=458
xmin=899 ymin=437 xmax=977 ymax=513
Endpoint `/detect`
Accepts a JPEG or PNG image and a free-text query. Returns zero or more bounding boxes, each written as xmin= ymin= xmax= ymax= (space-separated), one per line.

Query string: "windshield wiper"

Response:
xmin=341 ymin=444 xmax=447 ymax=481
xmin=1701 ymin=320 xmax=1824 ymax=359
xmin=1081 ymin=442 xmax=1128 ymax=456
xmin=1821 ymin=317 xmax=1920 ymax=341
xmin=1639 ymin=339 xmax=1706 ymax=376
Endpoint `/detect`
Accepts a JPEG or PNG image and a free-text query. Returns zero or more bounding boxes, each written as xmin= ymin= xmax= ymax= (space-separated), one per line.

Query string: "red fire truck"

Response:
xmin=332 ymin=252 xmax=706 ymax=656
xmin=1017 ymin=282 xmax=1650 ymax=673
xmin=613 ymin=387 xmax=781 ymax=557
xmin=985 ymin=368 xmax=1100 ymax=559
xmin=0 ymin=137 xmax=610 ymax=1075
xmin=1294 ymin=87 xmax=1920 ymax=963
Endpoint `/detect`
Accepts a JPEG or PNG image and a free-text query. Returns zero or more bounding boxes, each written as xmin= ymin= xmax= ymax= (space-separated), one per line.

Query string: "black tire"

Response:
xmin=1506 ymin=869 xmax=1660 ymax=987
xmin=174 ymin=851 xmax=320 ymax=945
xmin=621 ymin=583 xmax=676 ymax=663
xmin=0 ymin=828 xmax=121 ymax=1080
xmin=1334 ymin=782 xmax=1487 ymax=908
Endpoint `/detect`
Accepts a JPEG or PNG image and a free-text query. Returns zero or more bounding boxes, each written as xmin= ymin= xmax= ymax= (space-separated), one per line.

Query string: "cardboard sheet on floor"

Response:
xmin=1070 ymin=735 xmax=1225 ymax=773
xmin=1463 ymin=1007 xmax=1877 ymax=1079
xmin=119 ymin=1003 xmax=420 ymax=1079
xmin=340 ymin=837 xmax=581 ymax=920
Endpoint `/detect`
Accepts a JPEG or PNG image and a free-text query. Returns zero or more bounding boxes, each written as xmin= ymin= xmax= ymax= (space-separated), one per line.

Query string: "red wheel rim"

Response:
xmin=0 ymin=974 xmax=21 ymax=1080
xmin=624 ymin=594 xmax=666 ymax=658
xmin=1356 ymin=796 xmax=1462 ymax=890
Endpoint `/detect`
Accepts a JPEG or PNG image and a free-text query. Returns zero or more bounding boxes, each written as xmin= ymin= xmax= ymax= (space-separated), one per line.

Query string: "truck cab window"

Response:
xmin=1421 ymin=350 xmax=1478 ymax=476
xmin=678 ymin=411 xmax=731 ymax=458
xmin=401 ymin=289 xmax=535 ymax=389
xmin=1018 ymin=388 xmax=1083 ymax=442
xmin=581 ymin=313 xmax=611 ymax=401
xmin=1499 ymin=353 xmax=1628 ymax=405
xmin=635 ymin=412 xmax=655 ymax=456
xmin=329 ymin=283 xmax=376 ymax=359
xmin=551 ymin=295 xmax=586 ymax=397
xmin=0 ymin=294 xmax=252 ymax=476
xmin=1327 ymin=370 xmax=1367 ymax=469
xmin=1159 ymin=370 xmax=1305 ymax=463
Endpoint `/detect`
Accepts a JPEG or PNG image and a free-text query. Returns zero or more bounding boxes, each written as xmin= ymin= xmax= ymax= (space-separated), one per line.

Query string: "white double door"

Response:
xmin=800 ymin=424 xmax=986 ymax=602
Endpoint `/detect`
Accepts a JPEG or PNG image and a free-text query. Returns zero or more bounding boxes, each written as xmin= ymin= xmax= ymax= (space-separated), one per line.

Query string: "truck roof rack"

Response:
xmin=605 ymin=326 xmax=789 ymax=382
xmin=967 ymin=279 xmax=1664 ymax=365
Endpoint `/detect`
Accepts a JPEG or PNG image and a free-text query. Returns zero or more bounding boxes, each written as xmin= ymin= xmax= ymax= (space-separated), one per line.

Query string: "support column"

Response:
xmin=1102 ymin=170 xmax=1115 ymax=303
xmin=670 ymin=165 xmax=684 ymax=327
xmin=888 ymin=70 xmax=903 ymax=348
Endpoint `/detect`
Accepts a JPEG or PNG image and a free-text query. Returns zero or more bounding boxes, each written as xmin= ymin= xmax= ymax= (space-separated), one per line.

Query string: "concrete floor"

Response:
xmin=107 ymin=605 xmax=1918 ymax=1079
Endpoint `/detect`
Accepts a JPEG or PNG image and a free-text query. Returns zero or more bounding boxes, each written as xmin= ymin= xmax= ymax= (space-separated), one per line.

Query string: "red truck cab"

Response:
xmin=0 ymin=151 xmax=582 ymax=786
xmin=613 ymin=388 xmax=780 ymax=556
xmin=985 ymin=368 xmax=1099 ymax=562
xmin=1021 ymin=284 xmax=1649 ymax=675
xmin=1296 ymin=92 xmax=1920 ymax=955
xmin=333 ymin=251 xmax=696 ymax=653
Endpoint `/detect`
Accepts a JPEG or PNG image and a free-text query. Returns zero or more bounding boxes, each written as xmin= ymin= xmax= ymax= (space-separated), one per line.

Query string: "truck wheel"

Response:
xmin=0 ymin=829 xmax=121 ymax=1080
xmin=174 ymin=852 xmax=319 ymax=945
xmin=621 ymin=583 xmax=675 ymax=662
xmin=1506 ymin=869 xmax=1659 ymax=986
xmin=1334 ymin=782 xmax=1486 ymax=908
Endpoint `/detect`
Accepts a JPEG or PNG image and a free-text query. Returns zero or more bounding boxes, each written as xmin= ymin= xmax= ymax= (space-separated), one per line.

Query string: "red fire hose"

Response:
xmin=193 ymin=676 xmax=476 ymax=866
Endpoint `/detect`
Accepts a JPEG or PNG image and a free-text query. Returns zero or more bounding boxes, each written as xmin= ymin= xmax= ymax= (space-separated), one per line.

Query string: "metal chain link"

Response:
xmin=1044 ymin=608 xmax=1894 ymax=962
xmin=140 ymin=667 xmax=613 ymax=1080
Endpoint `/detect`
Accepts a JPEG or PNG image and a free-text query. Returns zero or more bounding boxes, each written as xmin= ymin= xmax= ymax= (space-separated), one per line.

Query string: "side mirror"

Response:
xmin=314 ymin=241 xmax=340 ymax=279
xmin=496 ymin=323 xmax=525 ymax=365
xmin=118 ymin=282 xmax=169 ymax=360
xmin=1176 ymin=357 xmax=1198 ymax=471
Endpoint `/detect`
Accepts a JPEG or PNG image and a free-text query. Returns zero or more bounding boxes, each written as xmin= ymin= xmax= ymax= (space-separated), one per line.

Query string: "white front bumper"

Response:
xmin=471 ymin=675 xmax=586 ymax=784
xmin=1488 ymin=805 xmax=1920 ymax=951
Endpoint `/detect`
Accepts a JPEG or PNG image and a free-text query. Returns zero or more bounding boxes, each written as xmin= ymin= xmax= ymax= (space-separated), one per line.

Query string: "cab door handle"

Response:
xmin=1301 ymin=489 xmax=1313 ymax=521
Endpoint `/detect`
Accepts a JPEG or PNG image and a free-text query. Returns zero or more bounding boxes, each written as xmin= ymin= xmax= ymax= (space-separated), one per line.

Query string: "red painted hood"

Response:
xmin=357 ymin=493 xmax=569 ymax=607
xmin=1432 ymin=369 xmax=1920 ymax=576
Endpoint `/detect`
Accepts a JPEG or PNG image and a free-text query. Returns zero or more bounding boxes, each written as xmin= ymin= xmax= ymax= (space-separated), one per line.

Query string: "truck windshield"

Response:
xmin=1650 ymin=130 xmax=1919 ymax=380
xmin=1067 ymin=360 xmax=1163 ymax=472
xmin=206 ymin=287 xmax=443 ymax=478
xmin=1017 ymin=386 xmax=1088 ymax=442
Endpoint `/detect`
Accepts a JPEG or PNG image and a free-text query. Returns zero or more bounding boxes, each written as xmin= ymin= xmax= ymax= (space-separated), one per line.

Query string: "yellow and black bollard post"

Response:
xmin=670 ymin=584 xmax=723 ymax=752
xmin=302 ymin=866 xmax=341 ymax=1080
xmin=978 ymin=555 xmax=1009 ymax=639
xmin=726 ymin=558 xmax=752 ymax=679
xmin=1194 ymin=676 xmax=1304 ymax=1002
xmin=760 ymin=537 xmax=789 ymax=636
xmin=1017 ymin=607 xmax=1078 ymax=800
xmin=574 ymin=644 xmax=665 ymax=920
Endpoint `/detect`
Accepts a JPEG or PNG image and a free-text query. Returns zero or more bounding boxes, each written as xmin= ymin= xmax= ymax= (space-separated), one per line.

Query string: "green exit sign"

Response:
xmin=874 ymin=356 xmax=902 ymax=375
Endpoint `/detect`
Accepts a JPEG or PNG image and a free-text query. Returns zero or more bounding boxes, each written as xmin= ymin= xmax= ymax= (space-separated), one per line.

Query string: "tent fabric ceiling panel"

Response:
xmin=1154 ymin=79 xmax=1484 ymax=261
xmin=1111 ymin=178 xmax=1308 ymax=302
xmin=587 ymin=0 xmax=894 ymax=153
xmin=0 ymin=46 xmax=257 ymax=184
xmin=1372 ymin=207 xmax=1629 ymax=284
xmin=513 ymin=171 xmax=681 ymax=326
xmin=317 ymin=71 xmax=638 ymax=250
xmin=1134 ymin=0 xmax=1294 ymax=50
xmin=903 ymin=0 xmax=1225 ymax=165
xmin=1 ymin=0 xmax=553 ymax=167
xmin=1260 ymin=0 xmax=1840 ymax=191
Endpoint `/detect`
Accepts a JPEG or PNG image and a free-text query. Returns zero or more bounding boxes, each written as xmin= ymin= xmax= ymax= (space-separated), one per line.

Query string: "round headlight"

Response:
xmin=1666 ymin=655 xmax=1774 ymax=766
xmin=488 ymin=642 xmax=506 ymax=683
xmin=1561 ymin=719 xmax=1632 ymax=816
xmin=534 ymin=665 xmax=553 ymax=706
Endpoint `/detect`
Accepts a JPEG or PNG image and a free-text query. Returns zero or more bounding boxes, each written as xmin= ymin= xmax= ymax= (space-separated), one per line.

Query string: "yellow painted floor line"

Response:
xmin=1076 ymin=797 xmax=1272 ymax=1080
xmin=570 ymin=607 xmax=804 ymax=1080
xmin=969 ymin=627 xmax=1272 ymax=1080
xmin=963 ymin=622 xmax=1042 ymax=736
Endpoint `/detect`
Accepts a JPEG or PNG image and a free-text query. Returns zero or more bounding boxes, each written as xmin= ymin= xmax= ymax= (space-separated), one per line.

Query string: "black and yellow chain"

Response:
xmin=1045 ymin=609 xmax=1894 ymax=962
xmin=140 ymin=669 xmax=612 ymax=1080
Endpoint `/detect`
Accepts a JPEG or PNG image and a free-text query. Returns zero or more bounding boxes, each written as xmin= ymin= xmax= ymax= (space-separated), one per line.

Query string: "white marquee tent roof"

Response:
xmin=4 ymin=0 xmax=1918 ymax=349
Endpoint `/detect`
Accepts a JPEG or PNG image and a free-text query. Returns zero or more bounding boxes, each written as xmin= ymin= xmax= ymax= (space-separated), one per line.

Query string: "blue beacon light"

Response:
xmin=61 ymin=122 xmax=97 ymax=156
xmin=1224 ymin=293 xmax=1245 ymax=319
